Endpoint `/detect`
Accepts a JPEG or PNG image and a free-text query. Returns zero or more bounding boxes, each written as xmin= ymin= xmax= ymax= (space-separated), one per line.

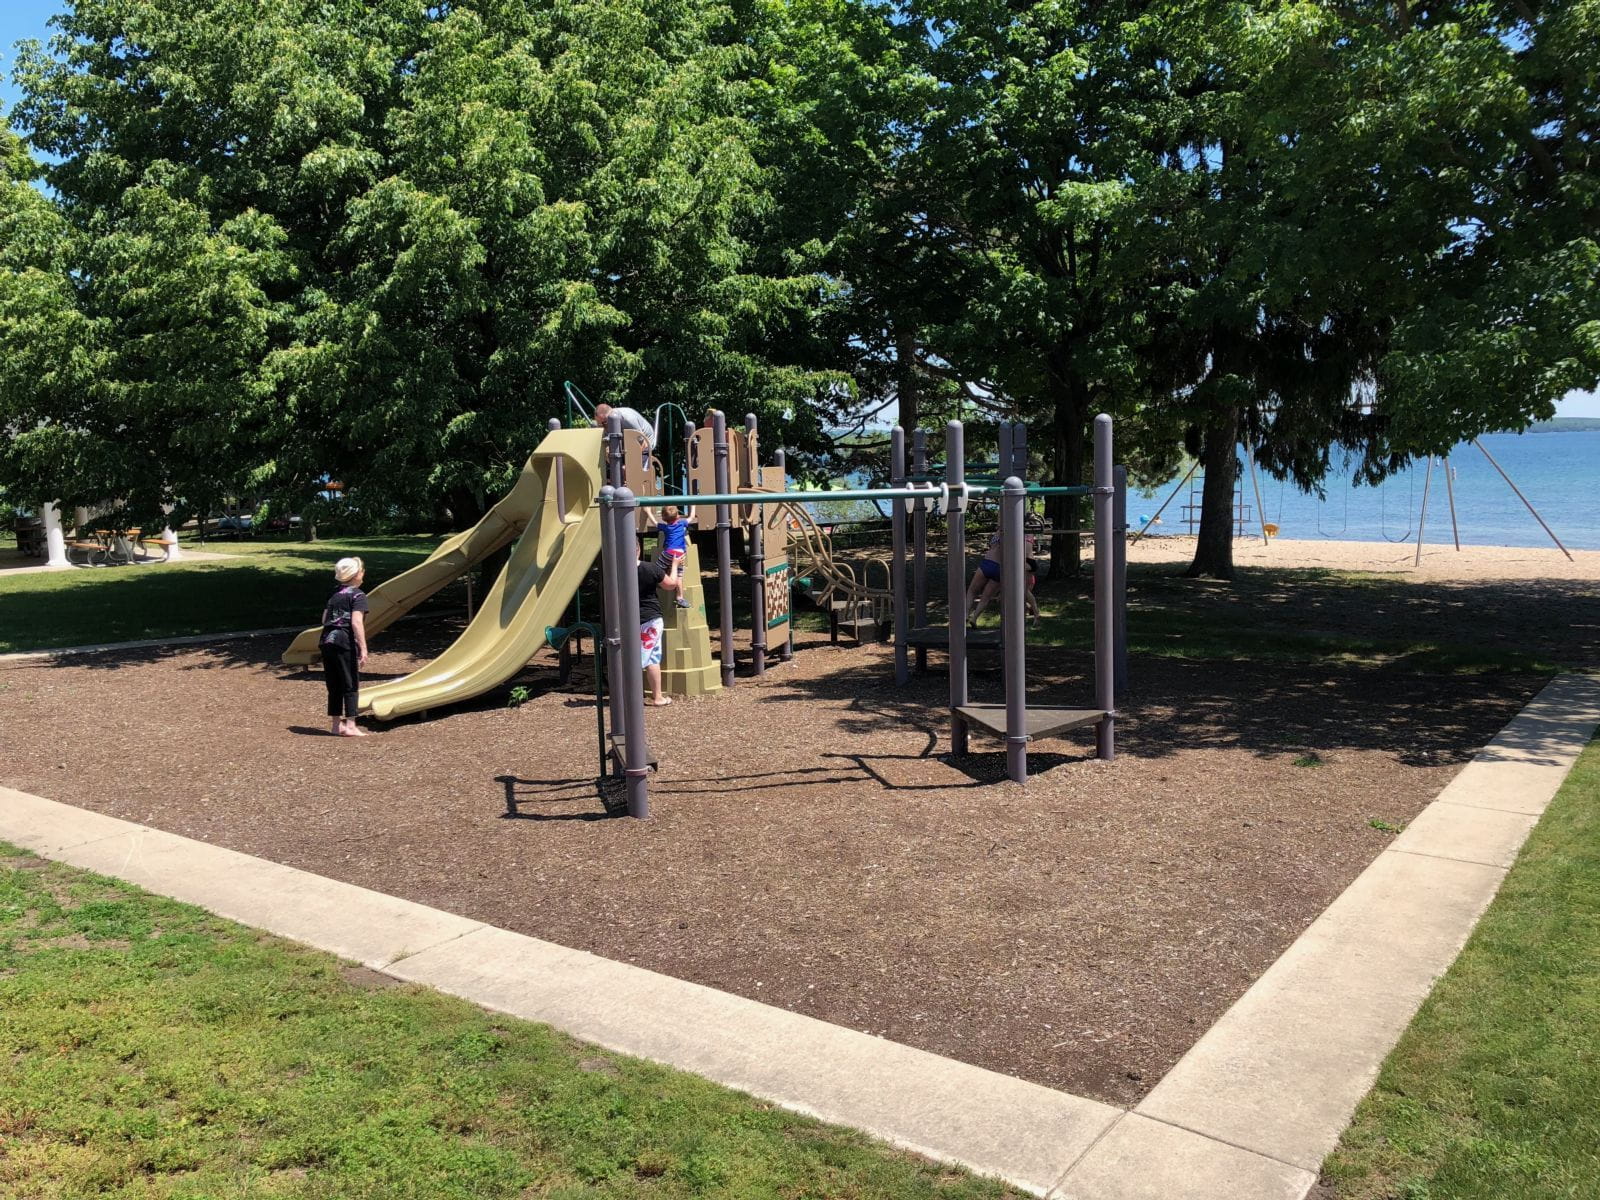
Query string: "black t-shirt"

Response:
xmin=320 ymin=585 xmax=370 ymax=648
xmin=637 ymin=562 xmax=666 ymax=624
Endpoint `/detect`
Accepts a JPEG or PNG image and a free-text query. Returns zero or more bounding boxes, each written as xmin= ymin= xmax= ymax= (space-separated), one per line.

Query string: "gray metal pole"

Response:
xmin=612 ymin=488 xmax=650 ymax=818
xmin=1414 ymin=455 xmax=1435 ymax=567
xmin=912 ymin=429 xmax=928 ymax=647
xmin=890 ymin=426 xmax=910 ymax=685
xmin=605 ymin=413 xmax=624 ymax=488
xmin=603 ymin=418 xmax=627 ymax=764
xmin=746 ymin=414 xmax=766 ymax=677
xmin=1472 ymin=438 xmax=1573 ymax=560
xmin=1444 ymin=455 xmax=1461 ymax=550
xmin=1001 ymin=474 xmax=1028 ymax=783
xmin=1247 ymin=447 xmax=1270 ymax=545
xmin=774 ymin=448 xmax=793 ymax=662
xmin=1130 ymin=458 xmax=1199 ymax=544
xmin=1113 ymin=465 xmax=1129 ymax=696
xmin=713 ymin=411 xmax=737 ymax=683
xmin=597 ymin=485 xmax=622 ymax=778
xmin=1013 ymin=423 xmax=1028 ymax=478
xmin=1093 ymin=415 xmax=1115 ymax=761
xmin=947 ymin=421 xmax=969 ymax=756
xmin=998 ymin=421 xmax=1012 ymax=475
xmin=682 ymin=421 xmax=696 ymax=495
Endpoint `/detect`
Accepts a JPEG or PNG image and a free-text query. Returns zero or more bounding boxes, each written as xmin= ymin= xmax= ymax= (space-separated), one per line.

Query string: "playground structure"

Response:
xmin=598 ymin=411 xmax=1128 ymax=818
xmin=282 ymin=405 xmax=1129 ymax=813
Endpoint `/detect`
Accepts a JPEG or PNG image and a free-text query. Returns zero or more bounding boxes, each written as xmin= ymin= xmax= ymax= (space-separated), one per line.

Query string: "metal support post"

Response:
xmin=1113 ymin=465 xmax=1128 ymax=695
xmin=1247 ymin=448 xmax=1270 ymax=545
xmin=612 ymin=488 xmax=650 ymax=818
xmin=1012 ymin=423 xmax=1028 ymax=479
xmin=774 ymin=448 xmax=793 ymax=662
xmin=746 ymin=414 xmax=766 ymax=676
xmin=713 ymin=411 xmax=737 ymax=683
xmin=947 ymin=422 xmax=969 ymax=756
xmin=1472 ymin=438 xmax=1573 ymax=560
xmin=1414 ymin=456 xmax=1435 ymax=567
xmin=912 ymin=429 xmax=928 ymax=671
xmin=1093 ymin=415 xmax=1115 ymax=760
xmin=1001 ymin=474 xmax=1028 ymax=783
xmin=890 ymin=426 xmax=910 ymax=685
xmin=998 ymin=421 xmax=1013 ymax=476
xmin=597 ymin=485 xmax=623 ymax=777
xmin=1444 ymin=455 xmax=1461 ymax=550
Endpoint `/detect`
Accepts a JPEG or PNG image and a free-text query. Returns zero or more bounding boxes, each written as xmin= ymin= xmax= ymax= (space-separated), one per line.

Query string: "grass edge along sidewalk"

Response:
xmin=0 ymin=841 xmax=1023 ymax=1200
xmin=1320 ymin=736 xmax=1600 ymax=1199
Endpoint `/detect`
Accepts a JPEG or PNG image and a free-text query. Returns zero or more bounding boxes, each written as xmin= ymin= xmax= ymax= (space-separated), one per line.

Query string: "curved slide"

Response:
xmin=282 ymin=456 xmax=553 ymax=667
xmin=352 ymin=428 xmax=605 ymax=721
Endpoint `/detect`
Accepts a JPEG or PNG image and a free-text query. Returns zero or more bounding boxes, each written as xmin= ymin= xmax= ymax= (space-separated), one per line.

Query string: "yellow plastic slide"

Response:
xmin=282 ymin=454 xmax=555 ymax=667
xmin=356 ymin=428 xmax=605 ymax=721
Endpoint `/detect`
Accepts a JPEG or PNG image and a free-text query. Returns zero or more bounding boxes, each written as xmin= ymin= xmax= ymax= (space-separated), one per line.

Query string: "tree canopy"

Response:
xmin=2 ymin=0 xmax=1594 ymax=571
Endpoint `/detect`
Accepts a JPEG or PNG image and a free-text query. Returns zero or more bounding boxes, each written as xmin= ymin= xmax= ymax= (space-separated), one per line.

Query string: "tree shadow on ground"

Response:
xmin=767 ymin=644 xmax=1546 ymax=771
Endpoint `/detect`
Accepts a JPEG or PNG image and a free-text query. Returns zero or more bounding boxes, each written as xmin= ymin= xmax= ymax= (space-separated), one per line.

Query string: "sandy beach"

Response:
xmin=1126 ymin=535 xmax=1600 ymax=584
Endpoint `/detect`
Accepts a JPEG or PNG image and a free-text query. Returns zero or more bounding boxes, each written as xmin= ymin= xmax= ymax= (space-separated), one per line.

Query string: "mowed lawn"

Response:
xmin=1322 ymin=738 xmax=1600 ymax=1199
xmin=0 ymin=537 xmax=450 ymax=654
xmin=0 ymin=842 xmax=1019 ymax=1200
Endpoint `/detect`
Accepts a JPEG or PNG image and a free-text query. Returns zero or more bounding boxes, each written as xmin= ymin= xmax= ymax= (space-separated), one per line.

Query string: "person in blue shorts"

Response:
xmin=965 ymin=530 xmax=1039 ymax=626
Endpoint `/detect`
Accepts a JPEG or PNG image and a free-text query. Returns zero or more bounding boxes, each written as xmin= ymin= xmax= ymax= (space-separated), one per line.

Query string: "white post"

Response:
xmin=42 ymin=502 xmax=69 ymax=568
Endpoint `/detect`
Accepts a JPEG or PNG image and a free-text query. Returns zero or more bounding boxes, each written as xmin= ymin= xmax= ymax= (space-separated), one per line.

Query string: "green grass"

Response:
xmin=0 ymin=842 xmax=1020 ymax=1199
xmin=0 ymin=537 xmax=451 ymax=653
xmin=1321 ymin=738 xmax=1600 ymax=1199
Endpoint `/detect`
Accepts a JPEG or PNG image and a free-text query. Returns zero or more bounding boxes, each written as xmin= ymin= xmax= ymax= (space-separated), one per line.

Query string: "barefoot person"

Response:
xmin=634 ymin=535 xmax=680 ymax=705
xmin=319 ymin=557 xmax=369 ymax=736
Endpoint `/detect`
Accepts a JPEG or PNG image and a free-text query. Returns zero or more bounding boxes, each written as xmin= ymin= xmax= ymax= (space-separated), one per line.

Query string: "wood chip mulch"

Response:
xmin=1 ymin=623 xmax=1538 ymax=1106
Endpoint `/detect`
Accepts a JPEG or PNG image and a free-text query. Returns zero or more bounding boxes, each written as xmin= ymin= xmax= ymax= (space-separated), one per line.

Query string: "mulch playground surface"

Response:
xmin=3 ymin=617 xmax=1538 ymax=1107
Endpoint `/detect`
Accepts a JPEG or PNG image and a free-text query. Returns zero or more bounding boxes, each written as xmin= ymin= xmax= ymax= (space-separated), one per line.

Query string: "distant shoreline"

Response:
xmin=1521 ymin=418 xmax=1600 ymax=433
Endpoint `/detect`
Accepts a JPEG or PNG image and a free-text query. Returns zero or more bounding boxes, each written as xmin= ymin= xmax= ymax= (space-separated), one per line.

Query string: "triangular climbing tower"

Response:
xmin=660 ymin=539 xmax=721 ymax=697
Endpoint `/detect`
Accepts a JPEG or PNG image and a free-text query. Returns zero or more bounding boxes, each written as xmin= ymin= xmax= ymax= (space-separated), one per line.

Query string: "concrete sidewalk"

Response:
xmin=3 ymin=672 xmax=1595 ymax=1198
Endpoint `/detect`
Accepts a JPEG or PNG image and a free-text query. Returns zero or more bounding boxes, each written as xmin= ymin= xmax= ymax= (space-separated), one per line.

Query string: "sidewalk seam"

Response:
xmin=1384 ymin=846 xmax=1517 ymax=872
xmin=1046 ymin=1109 xmax=1127 ymax=1197
xmin=1129 ymin=1110 xmax=1325 ymax=1175
xmin=382 ymin=922 xmax=489 ymax=970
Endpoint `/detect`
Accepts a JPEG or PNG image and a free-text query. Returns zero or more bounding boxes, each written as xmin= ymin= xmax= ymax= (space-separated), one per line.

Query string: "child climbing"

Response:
xmin=654 ymin=504 xmax=694 ymax=608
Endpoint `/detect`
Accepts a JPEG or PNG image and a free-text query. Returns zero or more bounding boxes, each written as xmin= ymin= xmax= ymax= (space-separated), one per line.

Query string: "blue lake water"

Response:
xmin=1135 ymin=430 xmax=1600 ymax=551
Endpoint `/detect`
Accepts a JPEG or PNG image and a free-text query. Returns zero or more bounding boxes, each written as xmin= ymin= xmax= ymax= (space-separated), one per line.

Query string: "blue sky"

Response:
xmin=0 ymin=0 xmax=59 ymax=116
xmin=2 ymin=2 xmax=1596 ymax=419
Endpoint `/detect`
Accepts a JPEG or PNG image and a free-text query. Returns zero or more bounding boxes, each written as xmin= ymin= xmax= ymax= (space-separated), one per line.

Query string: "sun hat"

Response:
xmin=333 ymin=557 xmax=364 ymax=584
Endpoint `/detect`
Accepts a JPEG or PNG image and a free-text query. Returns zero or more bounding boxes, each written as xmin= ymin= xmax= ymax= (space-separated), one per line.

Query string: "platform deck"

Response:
xmin=953 ymin=704 xmax=1105 ymax=741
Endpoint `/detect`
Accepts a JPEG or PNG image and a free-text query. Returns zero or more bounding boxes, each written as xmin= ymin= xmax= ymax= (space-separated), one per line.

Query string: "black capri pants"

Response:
xmin=321 ymin=643 xmax=360 ymax=718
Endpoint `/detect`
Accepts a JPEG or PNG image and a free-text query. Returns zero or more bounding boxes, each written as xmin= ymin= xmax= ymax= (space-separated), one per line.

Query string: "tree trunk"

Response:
xmin=1046 ymin=367 xmax=1087 ymax=578
xmin=1186 ymin=407 xmax=1242 ymax=579
xmin=895 ymin=331 xmax=919 ymax=437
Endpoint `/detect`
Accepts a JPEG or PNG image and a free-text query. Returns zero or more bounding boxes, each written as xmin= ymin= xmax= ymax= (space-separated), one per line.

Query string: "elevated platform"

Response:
xmin=953 ymin=704 xmax=1106 ymax=741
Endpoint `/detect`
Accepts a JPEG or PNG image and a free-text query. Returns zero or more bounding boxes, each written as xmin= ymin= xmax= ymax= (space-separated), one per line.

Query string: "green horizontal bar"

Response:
xmin=600 ymin=483 xmax=1093 ymax=508
xmin=610 ymin=488 xmax=930 ymax=506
